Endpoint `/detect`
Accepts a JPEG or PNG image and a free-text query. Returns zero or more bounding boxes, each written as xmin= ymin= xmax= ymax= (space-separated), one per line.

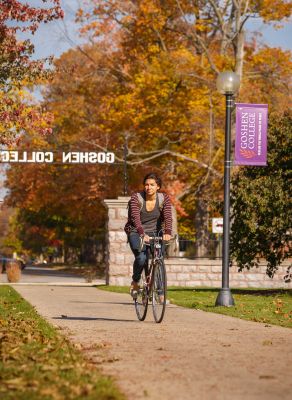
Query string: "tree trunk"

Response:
xmin=234 ymin=29 xmax=245 ymax=81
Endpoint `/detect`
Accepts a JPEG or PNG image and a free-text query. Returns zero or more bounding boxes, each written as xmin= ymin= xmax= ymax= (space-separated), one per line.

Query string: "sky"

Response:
xmin=21 ymin=0 xmax=84 ymax=60
xmin=26 ymin=0 xmax=292 ymax=60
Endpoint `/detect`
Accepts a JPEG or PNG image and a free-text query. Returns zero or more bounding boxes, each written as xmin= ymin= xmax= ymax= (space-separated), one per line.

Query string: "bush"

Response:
xmin=6 ymin=261 xmax=21 ymax=282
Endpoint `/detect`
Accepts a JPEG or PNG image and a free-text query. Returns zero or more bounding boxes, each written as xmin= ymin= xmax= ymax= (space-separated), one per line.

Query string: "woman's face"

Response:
xmin=144 ymin=179 xmax=160 ymax=196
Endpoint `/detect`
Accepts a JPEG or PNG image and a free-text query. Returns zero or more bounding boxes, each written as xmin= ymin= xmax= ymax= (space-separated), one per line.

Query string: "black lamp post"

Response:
xmin=123 ymin=136 xmax=128 ymax=196
xmin=215 ymin=71 xmax=240 ymax=307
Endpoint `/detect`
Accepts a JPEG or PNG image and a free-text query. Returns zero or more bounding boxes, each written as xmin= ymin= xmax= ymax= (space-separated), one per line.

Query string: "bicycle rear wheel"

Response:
xmin=152 ymin=260 xmax=167 ymax=323
xmin=134 ymin=269 xmax=148 ymax=321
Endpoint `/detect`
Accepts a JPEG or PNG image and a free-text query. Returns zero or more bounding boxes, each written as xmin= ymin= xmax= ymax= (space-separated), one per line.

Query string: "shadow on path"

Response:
xmin=23 ymin=269 xmax=80 ymax=279
xmin=53 ymin=316 xmax=137 ymax=323
xmin=69 ymin=300 xmax=133 ymax=306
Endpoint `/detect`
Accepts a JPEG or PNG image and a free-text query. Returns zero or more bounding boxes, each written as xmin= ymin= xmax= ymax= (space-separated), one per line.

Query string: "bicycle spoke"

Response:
xmin=152 ymin=260 xmax=167 ymax=323
xmin=134 ymin=269 xmax=148 ymax=321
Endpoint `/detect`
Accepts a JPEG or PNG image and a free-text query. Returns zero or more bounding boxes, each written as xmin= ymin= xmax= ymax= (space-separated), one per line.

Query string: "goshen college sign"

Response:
xmin=234 ymin=103 xmax=268 ymax=166
xmin=0 ymin=150 xmax=115 ymax=164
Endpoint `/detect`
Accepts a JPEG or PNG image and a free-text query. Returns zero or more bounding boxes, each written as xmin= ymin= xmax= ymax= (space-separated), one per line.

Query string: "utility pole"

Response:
xmin=123 ymin=135 xmax=128 ymax=196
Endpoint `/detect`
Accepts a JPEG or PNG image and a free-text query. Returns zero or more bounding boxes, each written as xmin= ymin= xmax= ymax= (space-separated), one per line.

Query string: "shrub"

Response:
xmin=6 ymin=261 xmax=21 ymax=283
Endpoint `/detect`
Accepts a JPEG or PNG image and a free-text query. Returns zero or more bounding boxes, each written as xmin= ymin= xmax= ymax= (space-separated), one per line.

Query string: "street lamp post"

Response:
xmin=215 ymin=71 xmax=240 ymax=307
xmin=123 ymin=135 xmax=128 ymax=196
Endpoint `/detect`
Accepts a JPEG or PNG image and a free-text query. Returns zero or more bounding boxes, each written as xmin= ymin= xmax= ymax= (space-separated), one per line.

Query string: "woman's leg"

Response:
xmin=128 ymin=232 xmax=148 ymax=283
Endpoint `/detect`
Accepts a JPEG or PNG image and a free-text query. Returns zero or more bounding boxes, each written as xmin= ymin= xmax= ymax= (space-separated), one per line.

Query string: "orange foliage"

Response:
xmin=4 ymin=0 xmax=292 ymax=246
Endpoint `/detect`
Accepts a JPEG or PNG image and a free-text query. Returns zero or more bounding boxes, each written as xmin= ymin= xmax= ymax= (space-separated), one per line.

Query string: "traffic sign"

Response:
xmin=212 ymin=218 xmax=223 ymax=233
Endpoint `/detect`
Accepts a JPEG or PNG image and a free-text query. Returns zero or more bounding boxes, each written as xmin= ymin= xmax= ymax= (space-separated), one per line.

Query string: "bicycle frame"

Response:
xmin=143 ymin=235 xmax=164 ymax=296
xmin=134 ymin=231 xmax=169 ymax=322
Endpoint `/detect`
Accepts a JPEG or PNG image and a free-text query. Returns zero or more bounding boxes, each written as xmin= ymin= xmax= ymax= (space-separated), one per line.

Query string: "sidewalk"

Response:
xmin=0 ymin=266 xmax=104 ymax=286
xmin=13 ymin=285 xmax=292 ymax=400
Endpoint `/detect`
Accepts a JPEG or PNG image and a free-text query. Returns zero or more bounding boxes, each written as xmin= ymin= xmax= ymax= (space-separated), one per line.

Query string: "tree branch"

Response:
xmin=208 ymin=0 xmax=224 ymax=29
xmin=175 ymin=0 xmax=219 ymax=73
xmin=82 ymin=140 xmax=222 ymax=177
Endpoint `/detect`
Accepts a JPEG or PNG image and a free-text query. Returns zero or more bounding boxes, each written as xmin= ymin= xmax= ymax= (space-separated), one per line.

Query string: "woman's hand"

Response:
xmin=143 ymin=234 xmax=151 ymax=243
xmin=163 ymin=234 xmax=171 ymax=242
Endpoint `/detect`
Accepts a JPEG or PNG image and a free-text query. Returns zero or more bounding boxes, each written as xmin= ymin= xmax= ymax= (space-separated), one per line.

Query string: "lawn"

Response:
xmin=0 ymin=286 xmax=125 ymax=400
xmin=99 ymin=285 xmax=292 ymax=328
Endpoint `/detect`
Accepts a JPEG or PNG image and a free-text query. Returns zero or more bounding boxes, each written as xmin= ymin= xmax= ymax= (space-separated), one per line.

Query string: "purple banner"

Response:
xmin=235 ymin=103 xmax=268 ymax=166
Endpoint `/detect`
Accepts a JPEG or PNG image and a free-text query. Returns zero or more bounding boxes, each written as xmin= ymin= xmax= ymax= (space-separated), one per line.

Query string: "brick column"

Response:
xmin=103 ymin=197 xmax=133 ymax=285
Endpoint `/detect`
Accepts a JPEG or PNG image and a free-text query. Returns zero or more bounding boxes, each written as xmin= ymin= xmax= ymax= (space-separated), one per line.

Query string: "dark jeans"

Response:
xmin=128 ymin=232 xmax=149 ymax=283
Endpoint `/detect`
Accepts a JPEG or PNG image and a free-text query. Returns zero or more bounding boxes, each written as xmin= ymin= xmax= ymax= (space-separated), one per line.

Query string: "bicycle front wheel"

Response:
xmin=152 ymin=260 xmax=167 ymax=323
xmin=134 ymin=269 xmax=148 ymax=321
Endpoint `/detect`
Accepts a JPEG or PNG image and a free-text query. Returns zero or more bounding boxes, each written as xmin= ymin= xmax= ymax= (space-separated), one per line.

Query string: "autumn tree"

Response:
xmin=75 ymin=0 xmax=292 ymax=236
xmin=0 ymin=0 xmax=63 ymax=144
xmin=4 ymin=0 xmax=292 ymax=260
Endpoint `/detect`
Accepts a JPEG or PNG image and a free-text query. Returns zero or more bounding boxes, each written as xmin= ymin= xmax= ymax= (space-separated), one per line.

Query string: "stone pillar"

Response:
xmin=168 ymin=206 xmax=179 ymax=257
xmin=103 ymin=197 xmax=133 ymax=286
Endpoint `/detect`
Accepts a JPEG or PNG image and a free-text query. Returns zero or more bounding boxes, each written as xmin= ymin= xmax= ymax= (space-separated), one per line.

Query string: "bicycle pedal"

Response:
xmin=130 ymin=289 xmax=138 ymax=299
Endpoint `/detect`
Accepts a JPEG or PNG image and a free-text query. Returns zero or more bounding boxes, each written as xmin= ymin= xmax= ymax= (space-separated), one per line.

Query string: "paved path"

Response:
xmin=0 ymin=266 xmax=103 ymax=286
xmin=12 ymin=284 xmax=292 ymax=400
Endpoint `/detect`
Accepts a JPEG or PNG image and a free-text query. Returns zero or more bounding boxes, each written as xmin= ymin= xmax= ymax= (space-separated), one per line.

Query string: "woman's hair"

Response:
xmin=143 ymin=173 xmax=162 ymax=188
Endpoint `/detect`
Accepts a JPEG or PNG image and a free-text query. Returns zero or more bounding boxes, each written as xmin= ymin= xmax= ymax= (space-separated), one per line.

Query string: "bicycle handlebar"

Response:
xmin=147 ymin=237 xmax=174 ymax=241
xmin=138 ymin=234 xmax=175 ymax=251
xmin=144 ymin=237 xmax=175 ymax=245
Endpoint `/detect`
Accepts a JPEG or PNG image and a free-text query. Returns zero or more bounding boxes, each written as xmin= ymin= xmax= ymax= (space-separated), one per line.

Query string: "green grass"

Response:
xmin=0 ymin=286 xmax=125 ymax=400
xmin=99 ymin=285 xmax=292 ymax=328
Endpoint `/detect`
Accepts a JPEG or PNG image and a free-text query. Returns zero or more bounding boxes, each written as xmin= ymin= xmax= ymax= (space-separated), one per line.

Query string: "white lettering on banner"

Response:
xmin=0 ymin=151 xmax=116 ymax=164
xmin=247 ymin=113 xmax=256 ymax=150
xmin=240 ymin=112 xmax=256 ymax=150
xmin=240 ymin=112 xmax=248 ymax=149
xmin=258 ymin=113 xmax=262 ymax=155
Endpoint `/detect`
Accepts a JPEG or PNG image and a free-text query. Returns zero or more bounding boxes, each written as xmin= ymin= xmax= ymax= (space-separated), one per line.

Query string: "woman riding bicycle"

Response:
xmin=124 ymin=173 xmax=172 ymax=297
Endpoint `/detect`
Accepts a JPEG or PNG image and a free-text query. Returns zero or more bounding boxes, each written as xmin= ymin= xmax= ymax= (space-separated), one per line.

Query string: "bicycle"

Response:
xmin=134 ymin=232 xmax=168 ymax=323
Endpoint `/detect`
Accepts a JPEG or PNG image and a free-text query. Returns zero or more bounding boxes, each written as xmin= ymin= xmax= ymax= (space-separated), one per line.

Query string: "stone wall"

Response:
xmin=103 ymin=197 xmax=292 ymax=289
xmin=165 ymin=258 xmax=292 ymax=289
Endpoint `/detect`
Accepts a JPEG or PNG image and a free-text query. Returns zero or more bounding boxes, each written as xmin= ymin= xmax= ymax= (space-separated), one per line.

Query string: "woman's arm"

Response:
xmin=162 ymin=193 xmax=172 ymax=235
xmin=130 ymin=193 xmax=144 ymax=236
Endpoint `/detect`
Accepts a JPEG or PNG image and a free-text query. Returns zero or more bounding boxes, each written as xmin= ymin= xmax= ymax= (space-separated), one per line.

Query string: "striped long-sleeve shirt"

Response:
xmin=124 ymin=192 xmax=172 ymax=236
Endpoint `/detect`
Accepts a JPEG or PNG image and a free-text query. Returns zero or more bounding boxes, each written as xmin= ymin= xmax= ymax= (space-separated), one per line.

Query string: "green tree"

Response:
xmin=230 ymin=111 xmax=291 ymax=276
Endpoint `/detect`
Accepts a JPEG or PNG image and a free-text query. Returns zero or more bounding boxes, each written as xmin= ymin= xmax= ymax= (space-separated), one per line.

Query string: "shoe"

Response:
xmin=130 ymin=288 xmax=138 ymax=299
xmin=130 ymin=281 xmax=139 ymax=299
